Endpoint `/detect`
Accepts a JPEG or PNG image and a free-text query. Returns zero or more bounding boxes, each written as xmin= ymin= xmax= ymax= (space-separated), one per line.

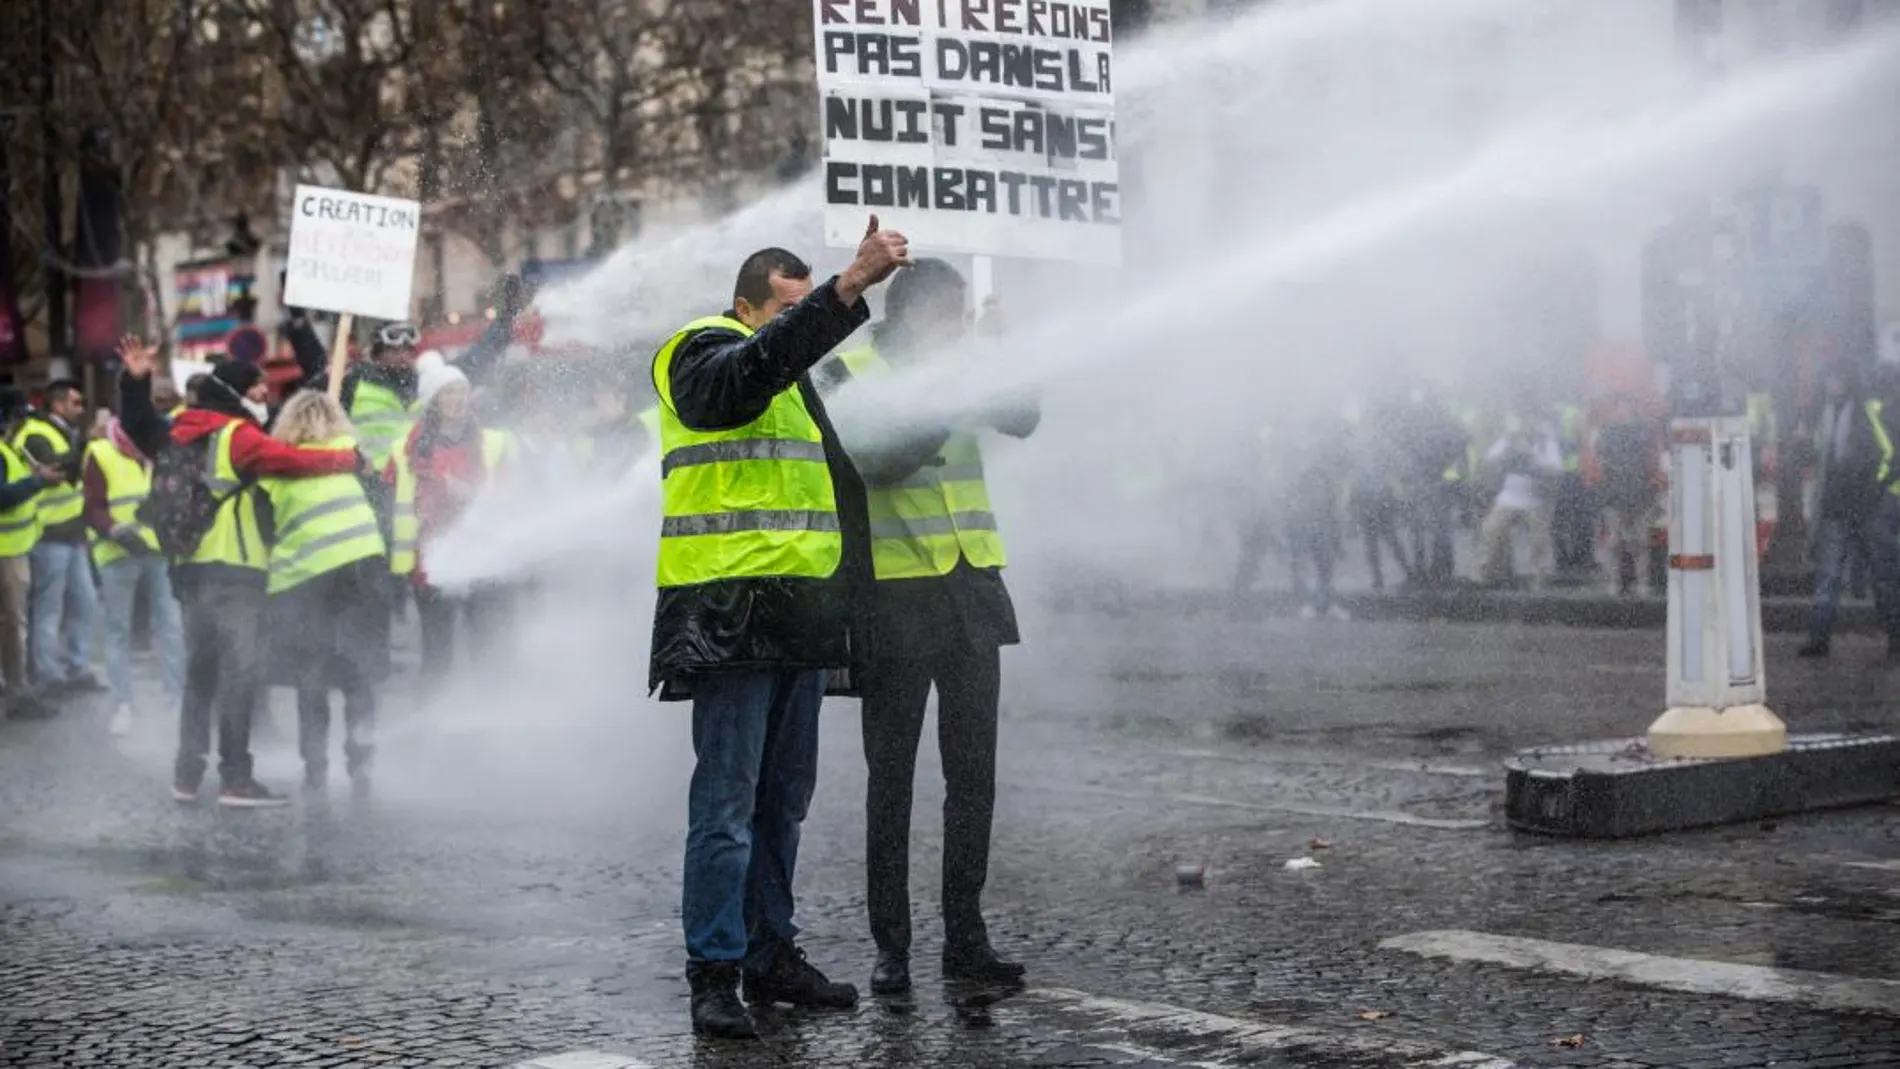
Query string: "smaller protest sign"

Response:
xmin=170 ymin=358 xmax=215 ymax=399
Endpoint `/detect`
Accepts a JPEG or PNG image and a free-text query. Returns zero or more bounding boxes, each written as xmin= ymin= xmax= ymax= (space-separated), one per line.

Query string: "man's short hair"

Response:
xmin=44 ymin=379 xmax=82 ymax=402
xmin=733 ymin=248 xmax=812 ymax=308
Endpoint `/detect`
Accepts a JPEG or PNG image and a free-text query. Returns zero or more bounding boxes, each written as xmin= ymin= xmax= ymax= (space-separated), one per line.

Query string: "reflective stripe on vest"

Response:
xmin=263 ymin=435 xmax=386 ymax=594
xmin=0 ymin=442 xmax=40 ymax=557
xmin=1556 ymin=404 xmax=1585 ymax=474
xmin=188 ymin=424 xmax=267 ymax=571
xmin=837 ymin=346 xmax=1007 ymax=580
xmin=84 ymin=439 xmax=160 ymax=567
xmin=13 ymin=418 xmax=81 ymax=528
xmin=388 ymin=429 xmax=511 ymax=576
xmin=1865 ymin=399 xmax=1897 ymax=491
xmin=652 ymin=316 xmax=840 ymax=588
xmin=350 ymin=381 xmax=416 ymax=472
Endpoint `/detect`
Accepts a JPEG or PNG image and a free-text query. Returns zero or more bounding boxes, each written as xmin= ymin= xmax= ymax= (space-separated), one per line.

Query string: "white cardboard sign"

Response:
xmin=813 ymin=0 xmax=1119 ymax=265
xmin=282 ymin=185 xmax=421 ymax=321
xmin=170 ymin=358 xmax=214 ymax=398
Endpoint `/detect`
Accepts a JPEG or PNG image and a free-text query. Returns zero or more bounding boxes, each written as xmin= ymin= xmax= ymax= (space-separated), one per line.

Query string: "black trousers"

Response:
xmin=862 ymin=644 xmax=1001 ymax=957
xmin=1408 ymin=484 xmax=1460 ymax=585
xmin=415 ymin=585 xmax=507 ymax=684
xmin=296 ymin=655 xmax=377 ymax=777
xmin=1354 ymin=491 xmax=1412 ymax=590
xmin=175 ymin=578 xmax=265 ymax=788
xmin=1553 ymin=473 xmax=1596 ymax=572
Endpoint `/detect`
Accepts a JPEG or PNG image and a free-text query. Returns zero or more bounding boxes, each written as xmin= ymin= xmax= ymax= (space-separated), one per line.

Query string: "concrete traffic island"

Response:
xmin=1508 ymin=418 xmax=1900 ymax=838
xmin=1504 ymin=732 xmax=1900 ymax=838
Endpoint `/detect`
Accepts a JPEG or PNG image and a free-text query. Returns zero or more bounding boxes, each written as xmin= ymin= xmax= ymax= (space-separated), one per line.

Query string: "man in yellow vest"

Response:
xmin=116 ymin=339 xmax=362 ymax=807
xmin=15 ymin=379 xmax=103 ymax=697
xmin=339 ymin=322 xmax=423 ymax=474
xmin=816 ymin=259 xmax=1035 ymax=998
xmin=82 ymin=415 xmax=183 ymax=737
xmin=0 ymin=388 xmax=65 ymax=719
xmin=1801 ymin=362 xmax=1900 ymax=659
xmin=656 ymin=218 xmax=908 ymax=1039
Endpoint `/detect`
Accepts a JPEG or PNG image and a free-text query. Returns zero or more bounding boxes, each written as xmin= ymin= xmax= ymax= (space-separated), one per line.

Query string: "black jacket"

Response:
xmin=1817 ymin=395 xmax=1894 ymax=522
xmin=649 ymin=277 xmax=874 ymax=698
xmin=816 ymin=334 xmax=1038 ymax=659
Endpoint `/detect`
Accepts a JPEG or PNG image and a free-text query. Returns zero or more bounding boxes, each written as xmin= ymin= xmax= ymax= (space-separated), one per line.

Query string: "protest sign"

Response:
xmin=814 ymin=0 xmax=1119 ymax=264
xmin=282 ymin=185 xmax=420 ymax=322
xmin=170 ymin=358 xmax=214 ymax=399
xmin=282 ymin=184 xmax=422 ymax=398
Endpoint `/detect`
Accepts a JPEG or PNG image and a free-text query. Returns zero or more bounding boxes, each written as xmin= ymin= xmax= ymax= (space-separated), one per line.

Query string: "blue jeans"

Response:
xmin=681 ymin=669 xmax=825 ymax=971
xmin=98 ymin=555 xmax=185 ymax=708
xmin=28 ymin=539 xmax=97 ymax=686
xmin=1809 ymin=496 xmax=1900 ymax=642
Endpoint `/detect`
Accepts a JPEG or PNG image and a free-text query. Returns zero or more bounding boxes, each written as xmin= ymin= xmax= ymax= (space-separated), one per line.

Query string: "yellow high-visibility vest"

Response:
xmin=261 ymin=435 xmax=386 ymax=594
xmin=652 ymin=316 xmax=840 ymax=588
xmin=188 ymin=424 xmax=267 ymax=571
xmin=1746 ymin=393 xmax=1777 ymax=447
xmin=836 ymin=346 xmax=1006 ymax=580
xmin=388 ymin=428 xmax=512 ymax=576
xmin=350 ymin=380 xmax=417 ymax=473
xmin=83 ymin=439 xmax=160 ymax=567
xmin=1555 ymin=403 xmax=1586 ymax=474
xmin=12 ymin=416 xmax=81 ymax=528
xmin=0 ymin=442 xmax=41 ymax=557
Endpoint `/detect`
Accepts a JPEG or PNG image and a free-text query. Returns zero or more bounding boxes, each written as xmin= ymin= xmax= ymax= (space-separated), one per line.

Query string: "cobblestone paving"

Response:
xmin=4 ymin=614 xmax=1898 ymax=1068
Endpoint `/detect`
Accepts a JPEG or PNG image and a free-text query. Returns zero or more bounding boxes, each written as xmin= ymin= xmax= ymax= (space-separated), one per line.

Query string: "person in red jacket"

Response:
xmin=117 ymin=338 xmax=360 ymax=807
xmin=386 ymin=360 xmax=510 ymax=685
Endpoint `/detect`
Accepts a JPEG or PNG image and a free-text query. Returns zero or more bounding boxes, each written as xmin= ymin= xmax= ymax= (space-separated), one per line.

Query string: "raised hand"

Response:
xmin=116 ymin=334 xmax=158 ymax=379
xmin=838 ymin=214 xmax=911 ymax=305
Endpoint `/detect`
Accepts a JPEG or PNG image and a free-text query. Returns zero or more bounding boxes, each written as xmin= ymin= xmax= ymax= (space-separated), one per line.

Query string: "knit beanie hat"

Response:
xmin=210 ymin=360 xmax=265 ymax=397
xmin=416 ymin=351 xmax=469 ymax=410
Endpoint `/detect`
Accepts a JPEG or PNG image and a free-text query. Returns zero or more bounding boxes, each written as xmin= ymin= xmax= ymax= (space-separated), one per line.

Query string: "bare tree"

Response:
xmin=223 ymin=0 xmax=429 ymax=193
xmin=527 ymin=0 xmax=815 ymax=253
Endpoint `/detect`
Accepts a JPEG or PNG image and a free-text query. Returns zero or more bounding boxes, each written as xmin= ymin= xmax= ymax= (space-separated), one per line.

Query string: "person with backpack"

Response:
xmin=115 ymin=337 xmax=362 ymax=808
xmin=260 ymin=392 xmax=389 ymax=799
xmin=82 ymin=414 xmax=184 ymax=737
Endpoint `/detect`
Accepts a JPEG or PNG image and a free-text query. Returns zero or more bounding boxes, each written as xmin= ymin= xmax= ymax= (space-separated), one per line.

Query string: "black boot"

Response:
xmin=687 ymin=962 xmax=757 ymax=1039
xmin=870 ymin=951 xmax=911 ymax=996
xmin=943 ymin=939 xmax=1026 ymax=985
xmin=1797 ymin=638 xmax=1831 ymax=659
xmin=742 ymin=944 xmax=859 ymax=1009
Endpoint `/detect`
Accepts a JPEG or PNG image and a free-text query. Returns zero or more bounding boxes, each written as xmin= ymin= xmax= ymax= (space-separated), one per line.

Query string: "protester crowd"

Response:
xmin=1235 ymin=384 xmax=1709 ymax=612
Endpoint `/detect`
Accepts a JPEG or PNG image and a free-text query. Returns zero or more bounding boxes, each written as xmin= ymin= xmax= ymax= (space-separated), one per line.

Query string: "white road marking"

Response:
xmin=1382 ymin=929 xmax=1900 ymax=1017
xmin=1009 ymin=987 xmax=1515 ymax=1068
xmin=512 ymin=1053 xmax=651 ymax=1069
xmin=1034 ymin=781 xmax=1491 ymax=830
xmin=1166 ymin=747 xmax=1495 ymax=779
xmin=1845 ymin=859 xmax=1900 ymax=873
